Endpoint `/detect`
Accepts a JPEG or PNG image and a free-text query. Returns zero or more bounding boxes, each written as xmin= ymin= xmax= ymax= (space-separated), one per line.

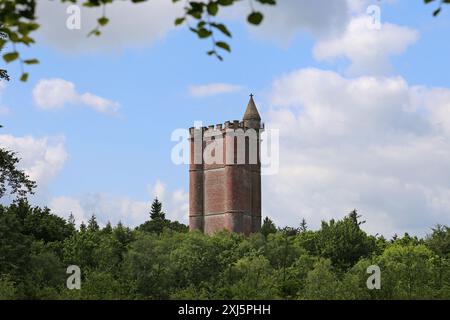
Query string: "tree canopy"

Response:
xmin=0 ymin=200 xmax=449 ymax=300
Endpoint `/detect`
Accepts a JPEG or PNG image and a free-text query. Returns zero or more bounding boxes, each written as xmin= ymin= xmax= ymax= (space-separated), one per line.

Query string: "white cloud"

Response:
xmin=0 ymin=134 xmax=68 ymax=190
xmin=36 ymin=0 xmax=183 ymax=52
xmin=225 ymin=0 xmax=366 ymax=46
xmin=50 ymin=193 xmax=149 ymax=227
xmin=35 ymin=0 xmax=368 ymax=52
xmin=188 ymin=83 xmax=243 ymax=97
xmin=313 ymin=16 xmax=419 ymax=75
xmin=79 ymin=92 xmax=120 ymax=115
xmin=264 ymin=68 xmax=450 ymax=237
xmin=49 ymin=181 xmax=188 ymax=227
xmin=36 ymin=0 xmax=365 ymax=52
xmin=32 ymin=79 xmax=77 ymax=109
xmin=33 ymin=78 xmax=120 ymax=115
xmin=411 ymin=86 xmax=450 ymax=136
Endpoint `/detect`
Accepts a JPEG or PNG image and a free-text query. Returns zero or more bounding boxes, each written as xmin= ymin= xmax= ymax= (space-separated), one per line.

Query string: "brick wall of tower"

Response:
xmin=189 ymin=121 xmax=262 ymax=235
xmin=188 ymin=128 xmax=204 ymax=232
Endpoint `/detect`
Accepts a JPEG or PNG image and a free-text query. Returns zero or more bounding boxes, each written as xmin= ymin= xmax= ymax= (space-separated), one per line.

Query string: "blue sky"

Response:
xmin=1 ymin=0 xmax=450 ymax=237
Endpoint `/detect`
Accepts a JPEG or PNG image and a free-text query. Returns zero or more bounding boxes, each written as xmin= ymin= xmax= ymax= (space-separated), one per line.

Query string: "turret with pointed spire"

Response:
xmin=188 ymin=95 xmax=262 ymax=235
xmin=243 ymin=94 xmax=261 ymax=129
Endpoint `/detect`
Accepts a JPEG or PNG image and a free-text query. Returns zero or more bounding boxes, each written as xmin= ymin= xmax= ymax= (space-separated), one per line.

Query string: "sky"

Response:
xmin=1 ymin=0 xmax=450 ymax=237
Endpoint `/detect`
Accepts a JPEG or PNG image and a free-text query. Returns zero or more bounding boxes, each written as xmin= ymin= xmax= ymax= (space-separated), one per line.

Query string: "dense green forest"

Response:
xmin=0 ymin=198 xmax=449 ymax=300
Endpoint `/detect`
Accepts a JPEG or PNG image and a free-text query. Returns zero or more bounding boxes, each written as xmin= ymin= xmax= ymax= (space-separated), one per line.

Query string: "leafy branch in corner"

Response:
xmin=0 ymin=0 xmax=449 ymax=81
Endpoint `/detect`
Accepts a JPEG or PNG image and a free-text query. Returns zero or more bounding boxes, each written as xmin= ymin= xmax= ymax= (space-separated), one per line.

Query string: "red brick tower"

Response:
xmin=189 ymin=95 xmax=263 ymax=235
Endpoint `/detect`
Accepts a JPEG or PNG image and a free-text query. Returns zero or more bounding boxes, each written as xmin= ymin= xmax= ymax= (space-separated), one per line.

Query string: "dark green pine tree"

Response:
xmin=348 ymin=209 xmax=365 ymax=226
xmin=150 ymin=197 xmax=165 ymax=220
xmin=261 ymin=216 xmax=277 ymax=238
xmin=68 ymin=213 xmax=76 ymax=228
xmin=67 ymin=212 xmax=76 ymax=234
xmin=79 ymin=221 xmax=87 ymax=232
xmin=103 ymin=221 xmax=113 ymax=234
xmin=87 ymin=214 xmax=99 ymax=232
xmin=299 ymin=218 xmax=308 ymax=233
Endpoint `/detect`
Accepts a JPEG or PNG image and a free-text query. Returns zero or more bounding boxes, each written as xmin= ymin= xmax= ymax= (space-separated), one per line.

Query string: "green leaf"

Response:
xmin=216 ymin=41 xmax=231 ymax=52
xmin=8 ymin=33 xmax=19 ymax=42
xmin=98 ymin=17 xmax=109 ymax=26
xmin=27 ymin=23 xmax=40 ymax=32
xmin=88 ymin=29 xmax=102 ymax=37
xmin=23 ymin=59 xmax=39 ymax=65
xmin=197 ymin=28 xmax=212 ymax=38
xmin=83 ymin=2 xmax=100 ymax=7
xmin=211 ymin=23 xmax=232 ymax=37
xmin=257 ymin=0 xmax=276 ymax=4
xmin=248 ymin=12 xmax=264 ymax=25
xmin=175 ymin=17 xmax=185 ymax=25
xmin=218 ymin=0 xmax=233 ymax=6
xmin=21 ymin=35 xmax=35 ymax=46
xmin=3 ymin=52 xmax=19 ymax=63
xmin=207 ymin=2 xmax=219 ymax=16
xmin=20 ymin=73 xmax=29 ymax=82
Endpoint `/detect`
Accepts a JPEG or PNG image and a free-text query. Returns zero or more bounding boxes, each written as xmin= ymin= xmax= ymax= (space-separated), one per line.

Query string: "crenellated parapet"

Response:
xmin=188 ymin=120 xmax=264 ymax=138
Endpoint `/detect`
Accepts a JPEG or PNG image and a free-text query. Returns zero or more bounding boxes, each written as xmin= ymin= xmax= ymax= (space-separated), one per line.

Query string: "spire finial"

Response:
xmin=243 ymin=93 xmax=261 ymax=123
